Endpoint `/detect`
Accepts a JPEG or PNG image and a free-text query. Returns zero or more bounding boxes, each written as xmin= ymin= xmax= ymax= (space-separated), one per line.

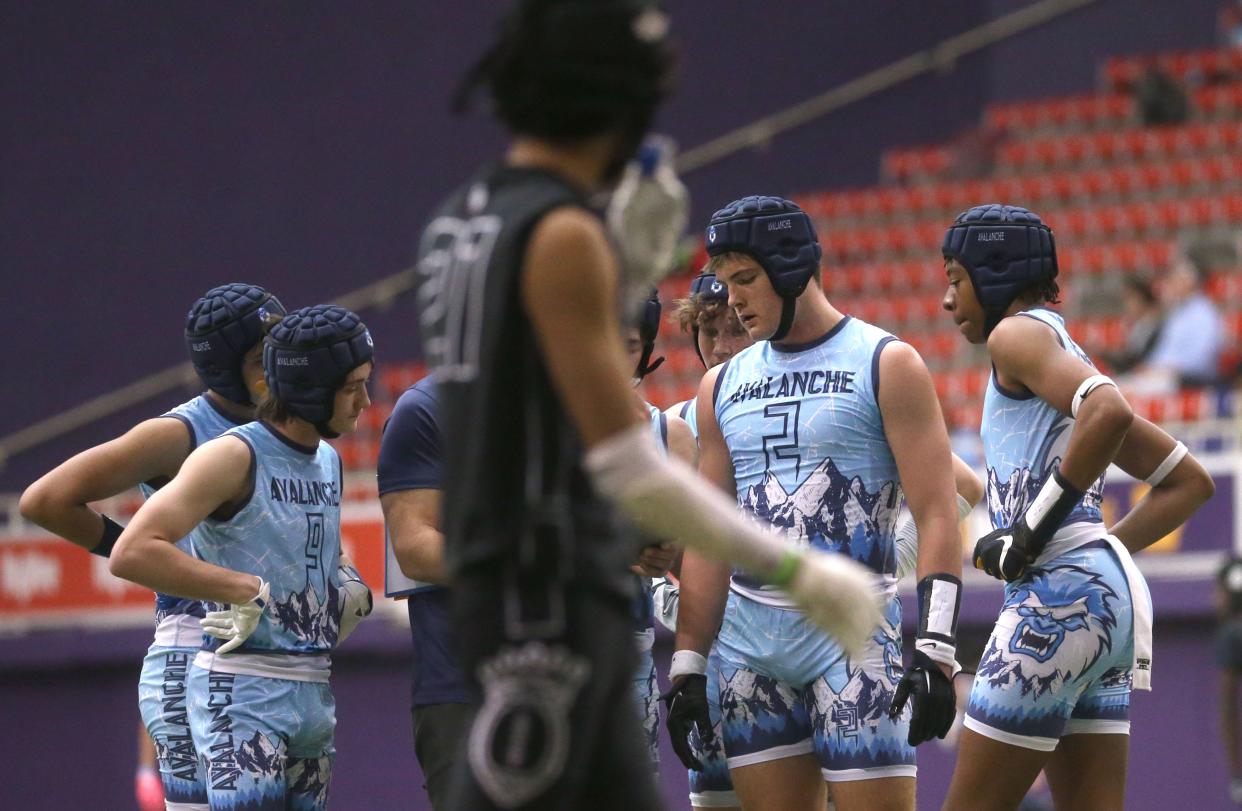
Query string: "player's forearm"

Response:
xmin=17 ymin=484 xmax=110 ymax=551
xmin=913 ymin=511 xmax=962 ymax=583
xmin=673 ymin=550 xmax=730 ymax=656
xmin=1111 ymin=468 xmax=1214 ymax=553
xmin=392 ymin=526 xmax=448 ymax=584
xmin=111 ymin=532 xmax=259 ymax=604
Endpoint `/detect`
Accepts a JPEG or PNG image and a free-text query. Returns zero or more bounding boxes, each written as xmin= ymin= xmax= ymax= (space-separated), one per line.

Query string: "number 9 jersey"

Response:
xmin=195 ymin=421 xmax=344 ymax=659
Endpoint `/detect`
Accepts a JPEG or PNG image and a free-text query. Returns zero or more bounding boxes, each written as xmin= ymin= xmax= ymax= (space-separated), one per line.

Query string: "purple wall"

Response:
xmin=0 ymin=618 xmax=1231 ymax=810
xmin=0 ymin=0 xmax=1226 ymax=491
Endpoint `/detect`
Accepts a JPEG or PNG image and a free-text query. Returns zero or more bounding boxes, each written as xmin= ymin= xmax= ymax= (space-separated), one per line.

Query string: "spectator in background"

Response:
xmin=1219 ymin=1 xmax=1242 ymax=48
xmin=1101 ymin=276 xmax=1163 ymax=374
xmin=1217 ymin=557 xmax=1242 ymax=805
xmin=1134 ymin=66 xmax=1189 ymax=126
xmin=1128 ymin=255 xmax=1224 ymax=391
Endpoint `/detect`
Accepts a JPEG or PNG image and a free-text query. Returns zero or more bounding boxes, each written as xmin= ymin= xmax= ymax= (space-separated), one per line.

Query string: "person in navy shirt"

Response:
xmin=378 ymin=375 xmax=473 ymax=811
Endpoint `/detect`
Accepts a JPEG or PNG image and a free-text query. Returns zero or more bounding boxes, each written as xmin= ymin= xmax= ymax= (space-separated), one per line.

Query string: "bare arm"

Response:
xmin=989 ymin=316 xmax=1134 ymax=491
xmin=953 ymin=454 xmax=984 ymax=508
xmin=672 ymin=367 xmax=735 ymax=661
xmin=19 ymin=417 xmax=191 ymax=550
xmin=382 ymin=489 xmax=447 ymax=584
xmin=878 ymin=342 xmax=961 ymax=583
xmin=1108 ymin=416 xmax=1215 ymax=553
xmin=110 ymin=436 xmax=261 ymax=604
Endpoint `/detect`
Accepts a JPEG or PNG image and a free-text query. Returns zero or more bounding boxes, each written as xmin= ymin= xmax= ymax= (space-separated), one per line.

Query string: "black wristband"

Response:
xmin=916 ymin=573 xmax=962 ymax=647
xmin=92 ymin=515 xmax=125 ymax=558
xmin=1020 ymin=467 xmax=1085 ymax=555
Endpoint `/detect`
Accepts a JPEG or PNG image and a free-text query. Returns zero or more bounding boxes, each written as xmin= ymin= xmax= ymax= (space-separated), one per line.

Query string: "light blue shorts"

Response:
xmin=632 ymin=643 xmax=660 ymax=768
xmin=965 ymin=540 xmax=1139 ymax=751
xmin=138 ymin=645 xmax=208 ymax=808
xmin=188 ymin=665 xmax=335 ymax=810
xmin=715 ymin=591 xmax=915 ymax=782
xmin=688 ymin=643 xmax=738 ymax=808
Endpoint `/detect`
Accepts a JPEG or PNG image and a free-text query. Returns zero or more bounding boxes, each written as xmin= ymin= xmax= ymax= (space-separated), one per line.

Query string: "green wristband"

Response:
xmin=769 ymin=550 xmax=802 ymax=588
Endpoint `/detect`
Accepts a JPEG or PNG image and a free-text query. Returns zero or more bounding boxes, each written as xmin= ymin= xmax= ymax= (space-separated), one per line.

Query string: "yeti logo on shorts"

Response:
xmin=468 ymin=642 xmax=590 ymax=809
xmin=965 ymin=551 xmax=1135 ymax=752
xmin=979 ymin=566 xmax=1118 ymax=697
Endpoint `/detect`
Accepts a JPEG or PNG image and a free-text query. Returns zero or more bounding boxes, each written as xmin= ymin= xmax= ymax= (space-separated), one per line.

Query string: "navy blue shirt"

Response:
xmin=378 ymin=377 xmax=473 ymax=707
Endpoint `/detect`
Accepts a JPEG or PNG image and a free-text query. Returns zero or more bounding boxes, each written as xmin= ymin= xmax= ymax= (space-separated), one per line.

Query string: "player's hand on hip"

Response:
xmin=201 ymin=577 xmax=269 ymax=654
xmin=662 ymin=673 xmax=713 ymax=771
xmin=785 ymin=549 xmax=882 ymax=659
xmin=888 ymin=649 xmax=957 ymax=746
xmin=973 ymin=525 xmax=1034 ymax=581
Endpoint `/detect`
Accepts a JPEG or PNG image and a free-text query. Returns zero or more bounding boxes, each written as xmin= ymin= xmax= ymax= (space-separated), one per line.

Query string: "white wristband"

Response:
xmin=915 ymin=638 xmax=963 ymax=676
xmin=1145 ymin=441 xmax=1188 ymax=487
xmin=1071 ymin=374 xmax=1117 ymax=419
xmin=669 ymin=649 xmax=708 ymax=679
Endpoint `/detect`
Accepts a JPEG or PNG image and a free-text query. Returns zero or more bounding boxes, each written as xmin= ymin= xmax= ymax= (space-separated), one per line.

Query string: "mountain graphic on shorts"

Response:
xmin=720 ymin=668 xmax=799 ymax=744
xmin=837 ymin=665 xmax=895 ymax=725
xmin=740 ymin=457 xmax=898 ymax=572
xmin=289 ymin=757 xmax=330 ymax=807
xmin=235 ymin=731 xmax=281 ymax=780
xmin=270 ymin=582 xmax=342 ymax=648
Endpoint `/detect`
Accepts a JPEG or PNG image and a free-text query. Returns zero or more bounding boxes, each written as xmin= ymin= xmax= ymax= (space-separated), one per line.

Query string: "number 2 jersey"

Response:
xmin=192 ymin=420 xmax=344 ymax=681
xmin=714 ymin=316 xmax=902 ymax=608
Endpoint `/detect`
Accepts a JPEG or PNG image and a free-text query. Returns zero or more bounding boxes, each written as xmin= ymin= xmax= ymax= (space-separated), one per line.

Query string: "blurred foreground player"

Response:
xmin=939 ymin=205 xmax=1215 ymax=811
xmin=416 ymin=2 xmax=880 ymax=809
xmin=20 ymin=283 xmax=284 ymax=811
xmin=111 ymin=305 xmax=374 ymax=811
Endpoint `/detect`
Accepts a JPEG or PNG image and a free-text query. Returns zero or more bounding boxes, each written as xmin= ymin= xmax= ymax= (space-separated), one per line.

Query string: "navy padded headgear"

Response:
xmin=185 ymin=283 xmax=286 ymax=405
xmin=705 ymin=196 xmax=821 ymax=341
xmin=687 ymin=271 xmax=727 ymax=367
xmin=634 ymin=287 xmax=664 ymax=381
xmin=264 ymin=305 xmax=373 ymax=438
xmin=942 ymin=204 xmax=1058 ymax=338
xmin=689 ymin=271 xmax=727 ymax=303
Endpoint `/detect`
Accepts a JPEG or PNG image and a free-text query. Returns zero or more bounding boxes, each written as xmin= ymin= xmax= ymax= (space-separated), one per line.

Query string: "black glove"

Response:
xmin=975 ymin=468 xmax=1084 ymax=582
xmin=662 ymin=674 xmax=713 ymax=770
xmin=973 ymin=524 xmax=1036 ymax=582
xmin=888 ymin=649 xmax=955 ymax=746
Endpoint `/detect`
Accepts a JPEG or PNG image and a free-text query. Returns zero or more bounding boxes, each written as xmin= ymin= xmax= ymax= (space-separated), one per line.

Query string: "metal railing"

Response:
xmin=0 ymin=0 xmax=1101 ymax=469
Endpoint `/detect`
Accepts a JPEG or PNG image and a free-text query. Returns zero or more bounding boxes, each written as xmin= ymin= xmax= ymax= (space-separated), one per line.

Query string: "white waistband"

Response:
xmin=729 ymin=572 xmax=898 ymax=610
xmin=152 ymin=613 xmax=205 ymax=648
xmin=1033 ymin=522 xmax=1105 ymax=566
xmin=194 ymin=650 xmax=332 ymax=683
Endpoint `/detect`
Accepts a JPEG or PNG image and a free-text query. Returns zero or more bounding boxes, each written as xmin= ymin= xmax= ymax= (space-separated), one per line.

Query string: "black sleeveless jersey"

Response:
xmin=414 ymin=165 xmax=635 ymax=614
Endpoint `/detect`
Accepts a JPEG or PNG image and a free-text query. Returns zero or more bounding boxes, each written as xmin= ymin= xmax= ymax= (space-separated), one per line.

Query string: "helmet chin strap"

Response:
xmin=769 ymin=297 xmax=798 ymax=342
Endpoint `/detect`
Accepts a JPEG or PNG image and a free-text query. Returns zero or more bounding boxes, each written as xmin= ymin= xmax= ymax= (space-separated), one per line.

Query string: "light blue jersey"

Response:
xmin=668 ymin=397 xmax=698 ymax=439
xmin=141 ymin=394 xmax=249 ymax=639
xmin=193 ymin=421 xmax=343 ymax=677
xmin=714 ymin=316 xmax=902 ymax=605
xmin=982 ymin=308 xmax=1105 ymax=560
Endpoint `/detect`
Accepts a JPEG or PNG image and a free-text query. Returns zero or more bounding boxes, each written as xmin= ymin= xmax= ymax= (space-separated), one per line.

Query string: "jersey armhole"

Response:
xmin=679 ymin=399 xmax=693 ymax=421
xmin=658 ymin=412 xmax=669 ymax=451
xmin=711 ymin=358 xmax=733 ymax=409
xmin=870 ymin=336 xmax=898 ymax=406
xmin=209 ymin=437 xmax=257 ymax=522
xmin=1015 ymin=311 xmax=1066 ymax=348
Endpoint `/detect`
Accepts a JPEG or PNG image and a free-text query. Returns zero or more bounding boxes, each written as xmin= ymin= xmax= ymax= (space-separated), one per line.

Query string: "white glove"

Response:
xmin=336 ymin=561 xmax=373 ymax=645
xmin=784 ymin=550 xmax=883 ymax=660
xmin=606 ymin=134 xmax=689 ymax=299
xmin=201 ymin=578 xmax=269 ymax=655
